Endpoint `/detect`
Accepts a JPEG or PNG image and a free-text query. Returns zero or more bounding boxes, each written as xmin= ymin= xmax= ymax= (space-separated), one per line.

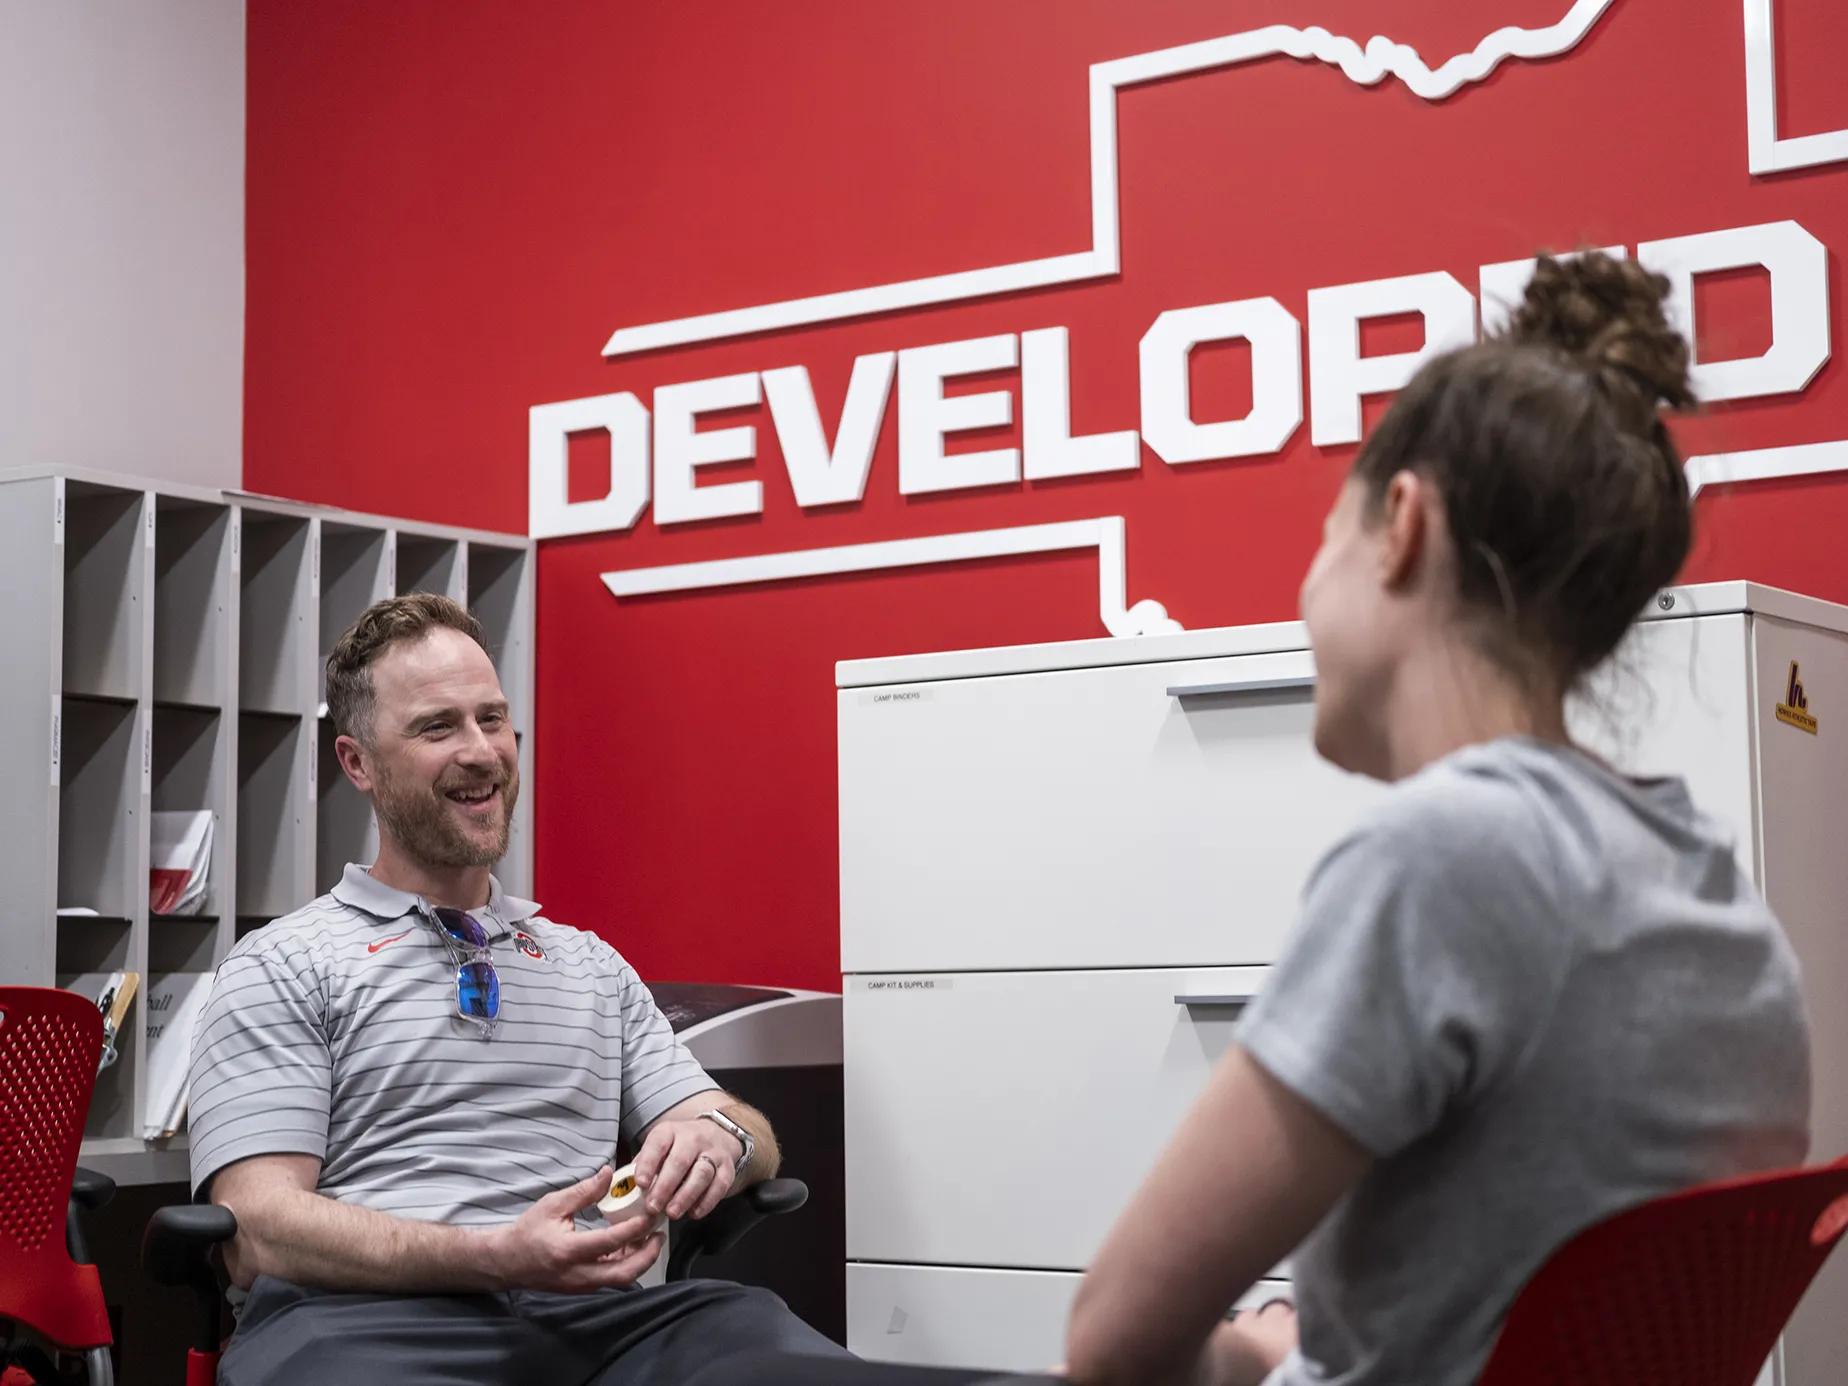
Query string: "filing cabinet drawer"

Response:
xmin=840 ymin=648 xmax=1382 ymax=972
xmin=845 ymin=966 xmax=1266 ymax=1269
xmin=847 ymin=1263 xmax=1293 ymax=1371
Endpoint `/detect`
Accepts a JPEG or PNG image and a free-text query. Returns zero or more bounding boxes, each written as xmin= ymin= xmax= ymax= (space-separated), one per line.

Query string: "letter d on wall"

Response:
xmin=1637 ymin=220 xmax=1831 ymax=403
xmin=529 ymin=392 xmax=652 ymax=539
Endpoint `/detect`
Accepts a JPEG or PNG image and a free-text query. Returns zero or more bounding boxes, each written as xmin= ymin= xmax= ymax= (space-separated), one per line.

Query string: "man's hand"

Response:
xmin=633 ymin=1116 xmax=742 ymax=1221
xmin=483 ymin=1165 xmax=664 ymax=1293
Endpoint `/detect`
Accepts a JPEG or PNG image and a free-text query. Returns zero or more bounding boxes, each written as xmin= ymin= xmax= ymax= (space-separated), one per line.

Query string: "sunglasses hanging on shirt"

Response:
xmin=429 ymin=905 xmax=501 ymax=1038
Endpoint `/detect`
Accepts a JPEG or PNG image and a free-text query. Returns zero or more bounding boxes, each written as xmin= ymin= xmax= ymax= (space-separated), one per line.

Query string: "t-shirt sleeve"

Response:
xmin=1235 ymin=771 xmax=1572 ymax=1159
xmin=610 ymin=959 xmax=718 ymax=1144
xmin=187 ymin=938 xmax=334 ymax=1201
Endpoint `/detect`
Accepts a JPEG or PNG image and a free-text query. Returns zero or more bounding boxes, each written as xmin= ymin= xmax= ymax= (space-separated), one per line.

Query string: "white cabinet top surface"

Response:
xmin=836 ymin=581 xmax=1848 ymax=688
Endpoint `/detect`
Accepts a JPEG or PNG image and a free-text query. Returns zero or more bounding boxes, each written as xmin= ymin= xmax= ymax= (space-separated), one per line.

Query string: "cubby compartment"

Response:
xmin=57 ymin=696 xmax=141 ymax=920
xmin=151 ymin=705 xmax=228 ymax=918
xmin=318 ymin=522 xmax=392 ymax=702
xmin=467 ymin=542 xmax=529 ymax=710
xmin=398 ymin=535 xmax=461 ymax=598
xmin=240 ymin=512 xmax=313 ymax=714
xmin=56 ymin=914 xmax=136 ymax=1140
xmin=237 ymin=711 xmax=308 ymax=919
xmin=62 ymin=483 xmax=147 ymax=701
xmin=154 ymin=498 xmax=233 ymax=709
xmin=317 ymin=718 xmax=376 ymax=894
xmin=147 ymin=920 xmax=217 ymax=974
xmin=56 ymin=914 xmax=133 ymax=975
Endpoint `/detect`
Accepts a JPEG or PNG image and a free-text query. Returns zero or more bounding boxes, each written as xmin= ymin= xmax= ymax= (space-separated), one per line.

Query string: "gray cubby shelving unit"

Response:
xmin=0 ymin=467 xmax=534 ymax=1183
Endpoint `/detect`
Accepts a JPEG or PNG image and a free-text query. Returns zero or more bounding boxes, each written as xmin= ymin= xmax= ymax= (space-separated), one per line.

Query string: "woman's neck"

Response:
xmin=1379 ymin=633 xmax=1569 ymax=781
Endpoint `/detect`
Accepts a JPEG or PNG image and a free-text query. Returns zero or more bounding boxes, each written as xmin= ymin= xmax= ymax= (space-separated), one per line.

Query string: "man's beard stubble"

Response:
xmin=371 ymin=759 xmax=519 ymax=869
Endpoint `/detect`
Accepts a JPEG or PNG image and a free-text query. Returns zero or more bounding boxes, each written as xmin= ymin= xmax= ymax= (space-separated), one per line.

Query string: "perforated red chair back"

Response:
xmin=0 ymin=986 xmax=113 ymax=1351
xmin=1478 ymin=1161 xmax=1848 ymax=1386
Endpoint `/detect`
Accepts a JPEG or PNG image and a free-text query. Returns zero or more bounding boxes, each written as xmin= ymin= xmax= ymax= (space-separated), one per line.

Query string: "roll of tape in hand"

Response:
xmin=599 ymin=1163 xmax=646 ymax=1218
xmin=599 ymin=1161 xmax=667 ymax=1235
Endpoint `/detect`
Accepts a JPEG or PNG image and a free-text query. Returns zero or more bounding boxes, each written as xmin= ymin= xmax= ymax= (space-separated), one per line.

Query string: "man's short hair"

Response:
xmin=326 ymin=594 xmax=489 ymax=745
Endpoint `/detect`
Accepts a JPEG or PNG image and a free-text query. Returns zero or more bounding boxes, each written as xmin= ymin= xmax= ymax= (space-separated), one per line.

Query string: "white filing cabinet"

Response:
xmin=837 ymin=582 xmax=1848 ymax=1379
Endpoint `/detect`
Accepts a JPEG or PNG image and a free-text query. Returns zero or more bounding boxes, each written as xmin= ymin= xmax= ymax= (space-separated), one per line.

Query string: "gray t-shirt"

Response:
xmin=1237 ymin=736 xmax=1810 ymax=1386
xmin=189 ymin=865 xmax=717 ymax=1225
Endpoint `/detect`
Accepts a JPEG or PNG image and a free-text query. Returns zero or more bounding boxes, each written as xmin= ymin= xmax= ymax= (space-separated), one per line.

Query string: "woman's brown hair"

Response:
xmin=1351 ymin=251 xmax=1696 ymax=688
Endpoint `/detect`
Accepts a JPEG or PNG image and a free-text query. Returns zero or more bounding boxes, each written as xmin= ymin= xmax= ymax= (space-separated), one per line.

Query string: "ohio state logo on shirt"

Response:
xmin=513 ymin=930 xmax=547 ymax=961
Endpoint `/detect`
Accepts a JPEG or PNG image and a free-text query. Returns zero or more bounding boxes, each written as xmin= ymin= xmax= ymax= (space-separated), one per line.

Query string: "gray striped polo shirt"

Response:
xmin=188 ymin=864 xmax=717 ymax=1225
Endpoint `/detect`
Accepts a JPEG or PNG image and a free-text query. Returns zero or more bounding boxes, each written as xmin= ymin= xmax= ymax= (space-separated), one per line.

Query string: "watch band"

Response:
xmin=698 ymin=1109 xmax=754 ymax=1176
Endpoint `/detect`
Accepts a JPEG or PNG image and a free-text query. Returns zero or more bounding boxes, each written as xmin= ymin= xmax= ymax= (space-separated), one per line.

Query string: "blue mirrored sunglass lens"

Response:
xmin=457 ymin=960 xmax=500 ymax=1021
xmin=437 ymin=909 xmax=489 ymax=948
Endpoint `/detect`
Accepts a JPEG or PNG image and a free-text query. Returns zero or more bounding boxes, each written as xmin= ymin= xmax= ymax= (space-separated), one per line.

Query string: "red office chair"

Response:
xmin=684 ymin=1163 xmax=1848 ymax=1386
xmin=1479 ymin=1160 xmax=1848 ymax=1386
xmin=0 ymin=987 xmax=116 ymax=1386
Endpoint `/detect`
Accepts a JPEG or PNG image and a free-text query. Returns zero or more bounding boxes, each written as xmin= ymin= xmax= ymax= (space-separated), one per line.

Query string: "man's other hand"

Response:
xmin=634 ymin=1117 xmax=742 ymax=1220
xmin=486 ymin=1165 xmax=663 ymax=1293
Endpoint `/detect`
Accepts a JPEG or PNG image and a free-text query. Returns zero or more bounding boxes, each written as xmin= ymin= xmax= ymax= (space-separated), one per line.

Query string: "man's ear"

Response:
xmin=333 ymin=733 xmax=375 ymax=794
xmin=1376 ymin=470 xmax=1431 ymax=591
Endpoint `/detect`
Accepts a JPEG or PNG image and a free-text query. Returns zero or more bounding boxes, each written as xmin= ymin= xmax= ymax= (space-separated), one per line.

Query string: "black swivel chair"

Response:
xmin=142 ymin=1179 xmax=811 ymax=1382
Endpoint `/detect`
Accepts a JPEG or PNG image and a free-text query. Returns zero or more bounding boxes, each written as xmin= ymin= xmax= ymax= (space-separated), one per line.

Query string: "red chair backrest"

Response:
xmin=1478 ymin=1162 xmax=1848 ymax=1386
xmin=0 ymin=986 xmax=113 ymax=1350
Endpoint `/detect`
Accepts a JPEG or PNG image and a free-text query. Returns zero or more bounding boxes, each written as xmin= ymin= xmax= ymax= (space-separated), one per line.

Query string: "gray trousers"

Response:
xmin=218 ymin=1274 xmax=850 ymax=1386
xmin=684 ymin=1352 xmax=1053 ymax=1386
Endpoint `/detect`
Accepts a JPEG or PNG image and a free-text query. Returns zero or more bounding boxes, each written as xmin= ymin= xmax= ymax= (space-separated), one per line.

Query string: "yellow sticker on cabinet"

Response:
xmin=1775 ymin=661 xmax=1818 ymax=735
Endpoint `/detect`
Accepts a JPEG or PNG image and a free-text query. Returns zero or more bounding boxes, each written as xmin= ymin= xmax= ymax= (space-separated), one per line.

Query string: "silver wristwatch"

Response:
xmin=698 ymin=1109 xmax=754 ymax=1177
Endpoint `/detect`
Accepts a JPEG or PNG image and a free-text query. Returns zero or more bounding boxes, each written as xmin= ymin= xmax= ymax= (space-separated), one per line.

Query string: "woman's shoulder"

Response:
xmin=1305 ymin=738 xmax=1647 ymax=971
xmin=1366 ymin=735 xmax=1699 ymax=865
xmin=1342 ymin=739 xmax=1569 ymax=878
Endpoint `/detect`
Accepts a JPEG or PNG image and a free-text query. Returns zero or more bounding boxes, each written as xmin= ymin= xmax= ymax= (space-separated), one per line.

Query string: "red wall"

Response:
xmin=246 ymin=0 xmax=1848 ymax=991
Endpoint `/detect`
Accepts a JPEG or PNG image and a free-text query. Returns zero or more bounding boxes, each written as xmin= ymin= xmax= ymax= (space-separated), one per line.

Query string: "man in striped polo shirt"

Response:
xmin=188 ymin=594 xmax=846 ymax=1386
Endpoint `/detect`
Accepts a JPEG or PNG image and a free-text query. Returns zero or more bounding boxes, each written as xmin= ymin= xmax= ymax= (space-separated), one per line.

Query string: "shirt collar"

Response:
xmin=332 ymin=862 xmax=541 ymax=937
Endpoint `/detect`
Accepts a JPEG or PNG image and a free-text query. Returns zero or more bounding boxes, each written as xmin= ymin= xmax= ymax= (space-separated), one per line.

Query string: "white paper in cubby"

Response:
xmin=150 ymin=809 xmax=214 ymax=916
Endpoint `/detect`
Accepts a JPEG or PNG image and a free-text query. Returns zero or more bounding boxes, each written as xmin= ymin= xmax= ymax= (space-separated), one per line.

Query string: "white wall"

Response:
xmin=0 ymin=1 xmax=245 ymax=490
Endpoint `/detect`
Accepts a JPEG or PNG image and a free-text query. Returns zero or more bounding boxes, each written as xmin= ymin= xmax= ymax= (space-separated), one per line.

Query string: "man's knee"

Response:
xmin=689 ymin=1281 xmax=847 ymax=1356
xmin=699 ymin=1281 xmax=803 ymax=1332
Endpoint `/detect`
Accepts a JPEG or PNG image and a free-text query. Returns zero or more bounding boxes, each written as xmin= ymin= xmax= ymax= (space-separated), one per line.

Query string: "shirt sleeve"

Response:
xmin=187 ymin=937 xmax=334 ymax=1201
xmin=609 ymin=958 xmax=718 ymax=1144
xmin=1235 ymin=768 xmax=1572 ymax=1159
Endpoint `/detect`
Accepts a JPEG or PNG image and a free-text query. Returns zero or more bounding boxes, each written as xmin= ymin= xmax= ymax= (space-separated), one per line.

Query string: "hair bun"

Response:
xmin=1506 ymin=252 xmax=1696 ymax=418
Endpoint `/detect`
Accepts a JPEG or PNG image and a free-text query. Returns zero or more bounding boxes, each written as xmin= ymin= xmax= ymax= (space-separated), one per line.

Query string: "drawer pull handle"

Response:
xmin=1168 ymin=674 xmax=1316 ymax=698
xmin=1176 ymin=994 xmax=1255 ymax=1008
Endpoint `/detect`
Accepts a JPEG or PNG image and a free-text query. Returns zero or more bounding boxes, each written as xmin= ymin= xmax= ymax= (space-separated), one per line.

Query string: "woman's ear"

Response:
xmin=1375 ymin=470 xmax=1430 ymax=591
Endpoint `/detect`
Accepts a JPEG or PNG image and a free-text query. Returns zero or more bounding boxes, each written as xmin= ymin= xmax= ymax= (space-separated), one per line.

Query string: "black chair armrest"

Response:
xmin=144 ymin=1204 xmax=239 ymax=1354
xmin=666 ymin=1178 xmax=809 ymax=1282
xmin=69 ymin=1166 xmax=117 ymax=1212
xmin=144 ymin=1204 xmax=239 ymax=1287
xmin=737 ymin=1179 xmax=809 ymax=1218
xmin=64 ymin=1165 xmax=118 ymax=1266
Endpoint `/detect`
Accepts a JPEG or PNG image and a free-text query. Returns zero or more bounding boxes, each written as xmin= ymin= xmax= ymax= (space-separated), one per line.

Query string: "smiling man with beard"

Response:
xmin=185 ymin=595 xmax=845 ymax=1386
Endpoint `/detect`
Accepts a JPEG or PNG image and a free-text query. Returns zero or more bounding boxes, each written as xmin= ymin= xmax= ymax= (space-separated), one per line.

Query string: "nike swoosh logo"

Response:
xmin=367 ymin=928 xmax=414 ymax=954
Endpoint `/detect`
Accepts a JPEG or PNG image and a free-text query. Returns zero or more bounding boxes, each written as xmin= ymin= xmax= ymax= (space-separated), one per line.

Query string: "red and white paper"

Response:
xmin=150 ymin=810 xmax=214 ymax=916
